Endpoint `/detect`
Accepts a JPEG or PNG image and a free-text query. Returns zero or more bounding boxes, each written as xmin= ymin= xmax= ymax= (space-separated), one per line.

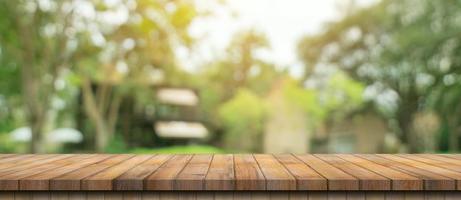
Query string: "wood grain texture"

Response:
xmin=357 ymin=154 xmax=453 ymax=190
xmin=294 ymin=154 xmax=358 ymax=190
xmin=51 ymin=154 xmax=133 ymax=190
xmin=379 ymin=154 xmax=461 ymax=190
xmin=316 ymin=154 xmax=389 ymax=190
xmin=20 ymin=155 xmax=112 ymax=190
xmin=115 ymin=155 xmax=172 ymax=190
xmin=254 ymin=154 xmax=296 ymax=190
xmin=0 ymin=155 xmax=90 ymax=190
xmin=343 ymin=155 xmax=423 ymax=190
xmin=1 ymin=154 xmax=461 ymax=192
xmin=0 ymin=191 xmax=457 ymax=199
xmin=274 ymin=154 xmax=327 ymax=190
xmin=0 ymin=155 xmax=52 ymax=172
xmin=405 ymin=154 xmax=461 ymax=173
xmin=0 ymin=155 xmax=74 ymax=178
xmin=205 ymin=154 xmax=235 ymax=190
xmin=82 ymin=155 xmax=153 ymax=190
xmin=174 ymin=154 xmax=213 ymax=190
xmin=145 ymin=155 xmax=193 ymax=190
xmin=234 ymin=155 xmax=265 ymax=190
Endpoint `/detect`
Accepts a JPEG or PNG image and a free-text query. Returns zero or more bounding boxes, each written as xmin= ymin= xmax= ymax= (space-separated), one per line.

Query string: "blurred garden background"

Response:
xmin=0 ymin=0 xmax=460 ymax=154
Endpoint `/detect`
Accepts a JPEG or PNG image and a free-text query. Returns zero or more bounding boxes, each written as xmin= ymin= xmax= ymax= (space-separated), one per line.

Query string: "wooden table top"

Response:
xmin=0 ymin=154 xmax=460 ymax=191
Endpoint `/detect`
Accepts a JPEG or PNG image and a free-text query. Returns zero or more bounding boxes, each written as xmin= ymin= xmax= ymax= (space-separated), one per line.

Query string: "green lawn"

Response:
xmin=130 ymin=145 xmax=225 ymax=154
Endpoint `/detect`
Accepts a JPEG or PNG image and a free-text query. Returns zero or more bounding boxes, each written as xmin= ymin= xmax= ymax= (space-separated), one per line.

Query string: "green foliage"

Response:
xmin=282 ymin=79 xmax=324 ymax=121
xmin=322 ymin=72 xmax=364 ymax=119
xmin=104 ymin=134 xmax=127 ymax=153
xmin=298 ymin=0 xmax=461 ymax=152
xmin=130 ymin=145 xmax=224 ymax=154
xmin=218 ymin=89 xmax=266 ymax=152
xmin=282 ymin=73 xmax=364 ymax=125
xmin=0 ymin=134 xmax=16 ymax=153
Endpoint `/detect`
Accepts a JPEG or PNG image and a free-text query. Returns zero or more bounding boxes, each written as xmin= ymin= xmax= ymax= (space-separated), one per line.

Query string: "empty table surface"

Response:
xmin=0 ymin=154 xmax=459 ymax=191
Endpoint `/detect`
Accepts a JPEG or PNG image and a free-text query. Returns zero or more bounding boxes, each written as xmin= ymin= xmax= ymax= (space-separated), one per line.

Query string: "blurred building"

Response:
xmin=263 ymin=80 xmax=310 ymax=153
xmin=154 ymin=87 xmax=208 ymax=140
xmin=313 ymin=111 xmax=391 ymax=153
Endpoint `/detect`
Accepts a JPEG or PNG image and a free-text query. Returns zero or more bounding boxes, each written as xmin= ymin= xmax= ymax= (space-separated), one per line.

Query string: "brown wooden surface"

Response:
xmin=205 ymin=154 xmax=235 ymax=190
xmin=315 ymin=154 xmax=390 ymax=190
xmin=1 ymin=191 xmax=460 ymax=200
xmin=174 ymin=154 xmax=213 ymax=190
xmin=254 ymin=154 xmax=296 ymax=190
xmin=356 ymin=154 xmax=450 ymax=190
xmin=234 ymin=154 xmax=266 ymax=190
xmin=274 ymin=154 xmax=327 ymax=190
xmin=0 ymin=154 xmax=461 ymax=191
xmin=294 ymin=154 xmax=359 ymax=190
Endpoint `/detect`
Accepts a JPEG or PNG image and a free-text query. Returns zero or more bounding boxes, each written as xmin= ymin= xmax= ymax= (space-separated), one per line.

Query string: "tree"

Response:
xmin=0 ymin=0 xmax=79 ymax=152
xmin=218 ymin=89 xmax=266 ymax=152
xmin=73 ymin=0 xmax=200 ymax=151
xmin=298 ymin=0 xmax=461 ymax=152
xmin=198 ymin=29 xmax=281 ymax=145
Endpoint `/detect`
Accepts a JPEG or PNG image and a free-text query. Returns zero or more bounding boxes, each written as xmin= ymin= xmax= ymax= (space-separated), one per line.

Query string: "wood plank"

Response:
xmin=274 ymin=154 xmax=327 ymax=190
xmin=294 ymin=154 xmax=358 ymax=190
xmin=316 ymin=154 xmax=390 ymax=190
xmin=424 ymin=192 xmax=444 ymax=200
xmin=234 ymin=192 xmax=251 ymax=200
xmin=145 ymin=155 xmax=193 ymax=190
xmin=446 ymin=191 xmax=461 ymax=200
xmin=142 ymin=192 xmax=160 ymax=200
xmin=254 ymin=154 xmax=296 ymax=190
xmin=406 ymin=154 xmax=461 ymax=173
xmin=114 ymin=154 xmax=172 ymax=190
xmin=289 ymin=192 xmax=308 ymax=200
xmin=357 ymin=154 xmax=454 ymax=190
xmin=204 ymin=154 xmax=234 ymax=190
xmin=82 ymin=155 xmax=152 ymax=190
xmin=234 ymin=154 xmax=265 ymax=190
xmin=51 ymin=154 xmax=133 ymax=190
xmin=176 ymin=191 xmax=195 ymax=200
xmin=250 ymin=192 xmax=268 ymax=200
xmin=327 ymin=192 xmax=346 ymax=200
xmin=20 ymin=155 xmax=112 ymax=190
xmin=86 ymin=192 xmax=104 ymax=200
xmin=0 ymin=192 xmax=14 ymax=200
xmin=0 ymin=155 xmax=90 ymax=190
xmin=0 ymin=154 xmax=459 ymax=192
xmin=0 ymin=155 xmax=47 ymax=171
xmin=159 ymin=192 xmax=178 ymax=200
xmin=31 ymin=192 xmax=49 ymax=200
xmin=341 ymin=155 xmax=422 ymax=190
xmin=174 ymin=154 xmax=213 ymax=190
xmin=440 ymin=154 xmax=461 ymax=160
xmin=0 ymin=155 xmax=74 ymax=176
xmin=346 ymin=192 xmax=365 ymax=200
xmin=0 ymin=154 xmax=15 ymax=159
xmin=50 ymin=192 xmax=68 ymax=200
xmin=385 ymin=192 xmax=405 ymax=200
xmin=14 ymin=192 xmax=32 ymax=200
xmin=379 ymin=154 xmax=461 ymax=190
xmin=123 ymin=192 xmax=142 ymax=200
xmin=195 ymin=192 xmax=214 ymax=200
xmin=0 ymin=155 xmax=34 ymax=164
xmin=270 ymin=192 xmax=289 ymax=200
xmin=68 ymin=192 xmax=86 ymax=200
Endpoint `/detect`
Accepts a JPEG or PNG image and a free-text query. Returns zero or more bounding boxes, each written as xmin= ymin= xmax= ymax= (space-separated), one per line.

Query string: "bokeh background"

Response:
xmin=0 ymin=0 xmax=459 ymax=154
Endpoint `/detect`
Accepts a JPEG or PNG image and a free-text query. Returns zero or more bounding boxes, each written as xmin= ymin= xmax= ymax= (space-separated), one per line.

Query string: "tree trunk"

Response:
xmin=81 ymin=78 xmax=109 ymax=152
xmin=396 ymin=95 xmax=419 ymax=153
xmin=448 ymin=124 xmax=459 ymax=152
xmin=22 ymin=64 xmax=45 ymax=153
xmin=448 ymin=107 xmax=461 ymax=152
